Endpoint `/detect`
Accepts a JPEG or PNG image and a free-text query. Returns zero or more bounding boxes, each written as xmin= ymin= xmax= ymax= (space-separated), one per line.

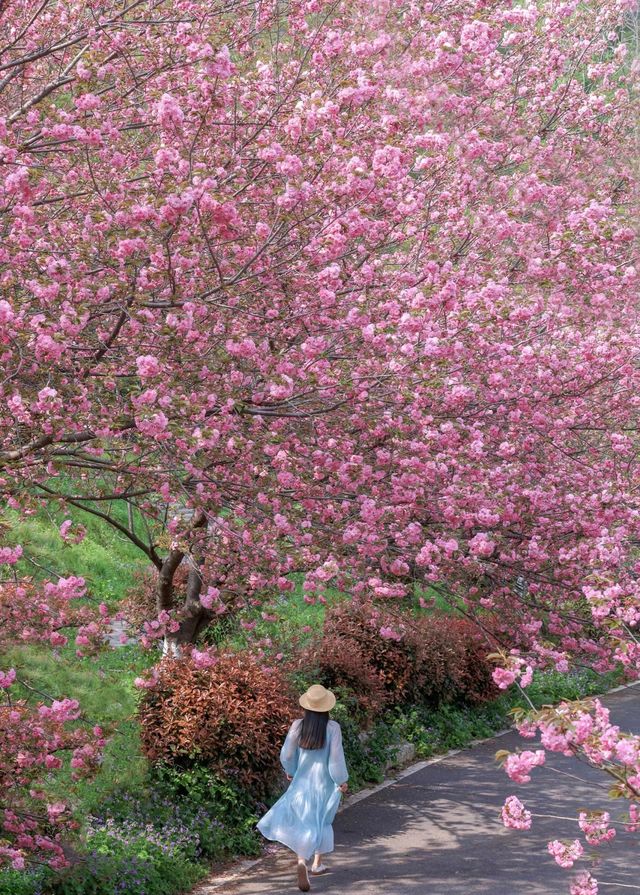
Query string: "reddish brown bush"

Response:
xmin=314 ymin=602 xmax=497 ymax=714
xmin=408 ymin=615 xmax=497 ymax=706
xmin=302 ymin=634 xmax=391 ymax=723
xmin=323 ymin=601 xmax=418 ymax=701
xmin=138 ymin=651 xmax=296 ymax=799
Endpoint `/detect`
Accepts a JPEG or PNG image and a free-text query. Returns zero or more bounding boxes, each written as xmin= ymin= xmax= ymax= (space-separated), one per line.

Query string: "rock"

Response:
xmin=105 ymin=618 xmax=137 ymax=648
xmin=386 ymin=740 xmax=416 ymax=770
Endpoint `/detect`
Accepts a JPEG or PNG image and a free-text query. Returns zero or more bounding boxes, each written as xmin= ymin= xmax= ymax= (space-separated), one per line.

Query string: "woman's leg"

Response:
xmin=311 ymin=852 xmax=328 ymax=874
xmin=296 ymin=855 xmax=310 ymax=892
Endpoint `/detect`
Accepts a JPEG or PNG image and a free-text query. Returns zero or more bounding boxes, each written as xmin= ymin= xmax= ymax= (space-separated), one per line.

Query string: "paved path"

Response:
xmin=207 ymin=685 xmax=640 ymax=895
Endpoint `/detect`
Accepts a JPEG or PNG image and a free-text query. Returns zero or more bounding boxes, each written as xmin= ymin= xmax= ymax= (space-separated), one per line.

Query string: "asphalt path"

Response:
xmin=206 ymin=684 xmax=640 ymax=895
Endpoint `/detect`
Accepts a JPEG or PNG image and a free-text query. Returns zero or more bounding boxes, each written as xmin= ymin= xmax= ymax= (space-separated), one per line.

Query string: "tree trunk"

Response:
xmin=156 ymin=510 xmax=209 ymax=652
xmin=175 ymin=562 xmax=214 ymax=645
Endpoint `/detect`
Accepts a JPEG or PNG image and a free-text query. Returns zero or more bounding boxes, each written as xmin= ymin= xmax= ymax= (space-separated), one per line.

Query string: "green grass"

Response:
xmin=3 ymin=500 xmax=148 ymax=605
xmin=221 ymin=576 xmax=451 ymax=654
xmin=2 ymin=491 xmax=155 ymax=812
xmin=4 ymin=641 xmax=156 ymax=813
xmin=221 ymin=573 xmax=347 ymax=651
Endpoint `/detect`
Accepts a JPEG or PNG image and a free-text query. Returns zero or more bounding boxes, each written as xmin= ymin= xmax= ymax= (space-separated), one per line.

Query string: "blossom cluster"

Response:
xmin=500 ymin=697 xmax=640 ymax=889
xmin=501 ymin=796 xmax=532 ymax=831
xmin=0 ymin=577 xmax=113 ymax=656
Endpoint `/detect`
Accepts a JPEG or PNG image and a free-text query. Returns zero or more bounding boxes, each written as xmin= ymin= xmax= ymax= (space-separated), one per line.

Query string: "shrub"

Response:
xmin=294 ymin=634 xmax=390 ymax=724
xmin=39 ymin=838 xmax=205 ymax=895
xmin=311 ymin=602 xmax=497 ymax=713
xmin=408 ymin=615 xmax=497 ymax=706
xmin=322 ymin=601 xmax=417 ymax=704
xmin=450 ymin=617 xmax=499 ymax=703
xmin=0 ymin=868 xmax=45 ymax=895
xmin=150 ymin=765 xmax=263 ymax=858
xmin=138 ymin=652 xmax=296 ymax=799
xmin=331 ymin=697 xmax=400 ymax=789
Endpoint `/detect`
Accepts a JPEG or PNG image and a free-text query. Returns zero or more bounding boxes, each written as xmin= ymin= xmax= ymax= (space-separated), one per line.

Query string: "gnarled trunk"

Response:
xmin=156 ymin=511 xmax=210 ymax=650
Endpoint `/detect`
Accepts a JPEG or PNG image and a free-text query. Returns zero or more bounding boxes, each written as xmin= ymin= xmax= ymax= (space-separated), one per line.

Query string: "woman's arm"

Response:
xmin=328 ymin=722 xmax=349 ymax=787
xmin=280 ymin=719 xmax=301 ymax=778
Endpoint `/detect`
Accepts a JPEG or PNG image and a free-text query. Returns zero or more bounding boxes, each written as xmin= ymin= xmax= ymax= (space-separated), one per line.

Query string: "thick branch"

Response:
xmin=156 ymin=509 xmax=208 ymax=611
xmin=35 ymin=482 xmax=161 ymax=567
xmin=0 ymin=420 xmax=135 ymax=465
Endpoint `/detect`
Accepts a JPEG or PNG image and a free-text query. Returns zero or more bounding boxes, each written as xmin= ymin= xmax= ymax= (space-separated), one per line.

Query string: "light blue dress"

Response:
xmin=257 ymin=718 xmax=349 ymax=860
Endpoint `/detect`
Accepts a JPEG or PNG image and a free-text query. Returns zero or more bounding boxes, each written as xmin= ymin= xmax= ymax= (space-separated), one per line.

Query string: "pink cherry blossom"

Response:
xmin=578 ymin=811 xmax=616 ymax=845
xmin=492 ymin=667 xmax=517 ymax=690
xmin=0 ymin=669 xmax=16 ymax=689
xmin=501 ymin=795 xmax=532 ymax=830
xmin=135 ymin=355 xmax=161 ymax=379
xmin=570 ymin=872 xmax=598 ymax=895
xmin=548 ymin=839 xmax=584 ymax=869
xmin=503 ymin=750 xmax=546 ymax=784
xmin=379 ymin=626 xmax=403 ymax=641
xmin=156 ymin=94 xmax=184 ymax=129
xmin=0 ymin=546 xmax=23 ymax=565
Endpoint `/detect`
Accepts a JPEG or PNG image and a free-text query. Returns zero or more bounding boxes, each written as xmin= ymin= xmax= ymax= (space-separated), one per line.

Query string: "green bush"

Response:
xmin=39 ymin=840 xmax=205 ymax=895
xmin=0 ymin=868 xmax=46 ymax=895
xmin=14 ymin=764 xmax=266 ymax=895
xmin=524 ymin=668 xmax=618 ymax=706
xmin=391 ymin=701 xmax=504 ymax=758
xmin=331 ymin=693 xmax=400 ymax=789
xmin=390 ymin=669 xmax=622 ymax=760
xmin=150 ymin=765 xmax=263 ymax=858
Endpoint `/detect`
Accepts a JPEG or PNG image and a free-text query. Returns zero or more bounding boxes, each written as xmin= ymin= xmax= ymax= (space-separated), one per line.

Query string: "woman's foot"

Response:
xmin=310 ymin=863 xmax=328 ymax=875
xmin=297 ymin=861 xmax=310 ymax=892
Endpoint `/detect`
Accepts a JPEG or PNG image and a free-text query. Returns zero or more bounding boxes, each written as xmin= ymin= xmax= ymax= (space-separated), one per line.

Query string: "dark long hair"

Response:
xmin=299 ymin=709 xmax=329 ymax=750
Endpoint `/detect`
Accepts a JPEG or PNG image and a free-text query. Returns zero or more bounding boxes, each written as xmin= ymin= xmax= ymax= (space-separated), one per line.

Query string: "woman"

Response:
xmin=257 ymin=684 xmax=349 ymax=892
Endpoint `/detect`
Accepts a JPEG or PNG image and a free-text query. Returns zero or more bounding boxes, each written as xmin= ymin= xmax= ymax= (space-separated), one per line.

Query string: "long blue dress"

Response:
xmin=257 ymin=718 xmax=349 ymax=860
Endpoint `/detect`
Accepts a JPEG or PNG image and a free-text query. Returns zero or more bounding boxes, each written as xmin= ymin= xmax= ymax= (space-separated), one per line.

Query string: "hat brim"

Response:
xmin=299 ymin=691 xmax=336 ymax=712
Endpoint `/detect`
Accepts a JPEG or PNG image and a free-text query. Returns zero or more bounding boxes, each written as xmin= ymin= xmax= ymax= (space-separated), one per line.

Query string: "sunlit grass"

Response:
xmin=4 ymin=641 xmax=156 ymax=812
xmin=223 ymin=573 xmax=347 ymax=651
xmin=4 ymin=502 xmax=147 ymax=605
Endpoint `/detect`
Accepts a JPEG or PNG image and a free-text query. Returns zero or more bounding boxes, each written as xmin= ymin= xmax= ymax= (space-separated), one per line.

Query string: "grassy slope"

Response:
xmin=2 ymin=500 xmax=154 ymax=811
xmin=4 ymin=498 xmax=147 ymax=604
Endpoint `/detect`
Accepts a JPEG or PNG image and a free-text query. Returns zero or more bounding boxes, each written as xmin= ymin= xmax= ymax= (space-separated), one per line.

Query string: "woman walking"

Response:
xmin=257 ymin=684 xmax=349 ymax=891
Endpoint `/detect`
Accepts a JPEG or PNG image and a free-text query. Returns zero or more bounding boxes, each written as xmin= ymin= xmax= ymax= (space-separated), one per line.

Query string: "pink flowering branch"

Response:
xmin=0 ymin=678 xmax=106 ymax=870
xmin=498 ymin=696 xmax=640 ymax=892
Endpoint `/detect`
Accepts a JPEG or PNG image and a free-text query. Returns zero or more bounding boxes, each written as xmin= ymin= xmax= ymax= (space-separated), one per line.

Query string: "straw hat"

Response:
xmin=299 ymin=684 xmax=336 ymax=713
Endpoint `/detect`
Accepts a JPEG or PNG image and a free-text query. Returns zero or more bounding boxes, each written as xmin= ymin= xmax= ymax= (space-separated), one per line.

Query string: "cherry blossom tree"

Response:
xmin=1 ymin=0 xmax=636 ymax=646
xmin=1 ymin=0 xmax=639 ymax=877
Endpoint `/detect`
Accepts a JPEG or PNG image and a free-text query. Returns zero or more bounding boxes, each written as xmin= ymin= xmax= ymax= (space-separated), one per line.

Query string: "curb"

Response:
xmin=193 ymin=678 xmax=640 ymax=893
